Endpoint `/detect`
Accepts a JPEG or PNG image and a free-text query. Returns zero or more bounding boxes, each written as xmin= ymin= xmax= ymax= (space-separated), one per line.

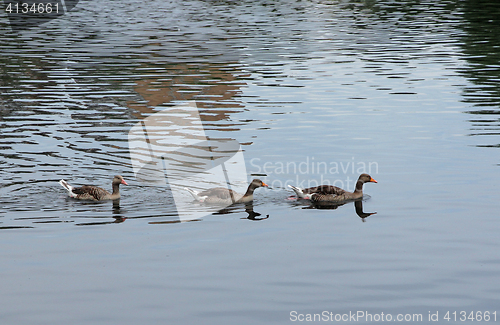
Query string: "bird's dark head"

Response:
xmin=358 ymin=173 xmax=377 ymax=184
xmin=250 ymin=179 xmax=268 ymax=188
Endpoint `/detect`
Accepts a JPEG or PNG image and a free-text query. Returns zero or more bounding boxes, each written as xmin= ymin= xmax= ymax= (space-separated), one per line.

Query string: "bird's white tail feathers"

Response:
xmin=184 ymin=187 xmax=203 ymax=202
xmin=59 ymin=179 xmax=76 ymax=197
xmin=288 ymin=185 xmax=307 ymax=199
xmin=59 ymin=179 xmax=73 ymax=191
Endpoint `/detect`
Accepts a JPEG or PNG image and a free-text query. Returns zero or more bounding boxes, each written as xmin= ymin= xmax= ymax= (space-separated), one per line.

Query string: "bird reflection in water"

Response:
xmin=243 ymin=202 xmax=269 ymax=221
xmin=148 ymin=203 xmax=268 ymax=224
xmin=212 ymin=202 xmax=269 ymax=221
xmin=112 ymin=199 xmax=127 ymax=223
xmin=294 ymin=198 xmax=376 ymax=222
xmin=75 ymin=199 xmax=126 ymax=226
xmin=353 ymin=200 xmax=377 ymax=221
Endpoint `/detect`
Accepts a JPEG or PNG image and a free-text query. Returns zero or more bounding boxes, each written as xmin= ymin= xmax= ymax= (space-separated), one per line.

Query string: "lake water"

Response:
xmin=1 ymin=1 xmax=500 ymax=324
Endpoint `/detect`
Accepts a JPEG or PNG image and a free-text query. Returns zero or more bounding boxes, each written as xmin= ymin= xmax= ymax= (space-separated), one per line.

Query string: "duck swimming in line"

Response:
xmin=59 ymin=175 xmax=128 ymax=201
xmin=185 ymin=179 xmax=268 ymax=204
xmin=288 ymin=173 xmax=377 ymax=203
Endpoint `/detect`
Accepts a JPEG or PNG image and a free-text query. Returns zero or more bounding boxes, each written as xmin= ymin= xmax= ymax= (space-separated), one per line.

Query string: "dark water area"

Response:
xmin=1 ymin=0 xmax=500 ymax=324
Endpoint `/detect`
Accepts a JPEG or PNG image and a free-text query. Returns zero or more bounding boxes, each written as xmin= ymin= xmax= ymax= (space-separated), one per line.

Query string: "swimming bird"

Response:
xmin=185 ymin=179 xmax=268 ymax=204
xmin=59 ymin=175 xmax=128 ymax=201
xmin=288 ymin=173 xmax=377 ymax=203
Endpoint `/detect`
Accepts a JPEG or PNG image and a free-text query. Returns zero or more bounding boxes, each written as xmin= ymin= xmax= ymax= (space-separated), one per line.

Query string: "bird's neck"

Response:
xmin=243 ymin=185 xmax=256 ymax=197
xmin=354 ymin=180 xmax=364 ymax=193
xmin=112 ymin=183 xmax=120 ymax=195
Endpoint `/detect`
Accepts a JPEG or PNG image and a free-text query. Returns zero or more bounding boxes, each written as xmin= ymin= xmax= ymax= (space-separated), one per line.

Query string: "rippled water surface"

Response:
xmin=1 ymin=1 xmax=500 ymax=324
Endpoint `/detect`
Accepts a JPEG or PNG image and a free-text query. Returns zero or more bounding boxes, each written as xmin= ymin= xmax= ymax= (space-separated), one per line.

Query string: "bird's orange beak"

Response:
xmin=262 ymin=182 xmax=269 ymax=187
xmin=370 ymin=177 xmax=377 ymax=183
xmin=121 ymin=179 xmax=128 ymax=185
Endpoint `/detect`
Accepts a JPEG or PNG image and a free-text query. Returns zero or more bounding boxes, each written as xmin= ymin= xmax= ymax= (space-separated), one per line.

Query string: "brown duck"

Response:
xmin=59 ymin=175 xmax=128 ymax=201
xmin=185 ymin=179 xmax=268 ymax=204
xmin=288 ymin=173 xmax=377 ymax=203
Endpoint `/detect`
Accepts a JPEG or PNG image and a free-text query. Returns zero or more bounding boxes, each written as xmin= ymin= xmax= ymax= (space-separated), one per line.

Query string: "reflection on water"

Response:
xmin=243 ymin=202 xmax=270 ymax=221
xmin=0 ymin=0 xmax=498 ymax=226
xmin=313 ymin=199 xmax=377 ymax=223
xmin=353 ymin=200 xmax=377 ymax=221
xmin=211 ymin=202 xmax=269 ymax=221
xmin=292 ymin=197 xmax=377 ymax=222
xmin=458 ymin=1 xmax=500 ymax=151
xmin=75 ymin=215 xmax=127 ymax=227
